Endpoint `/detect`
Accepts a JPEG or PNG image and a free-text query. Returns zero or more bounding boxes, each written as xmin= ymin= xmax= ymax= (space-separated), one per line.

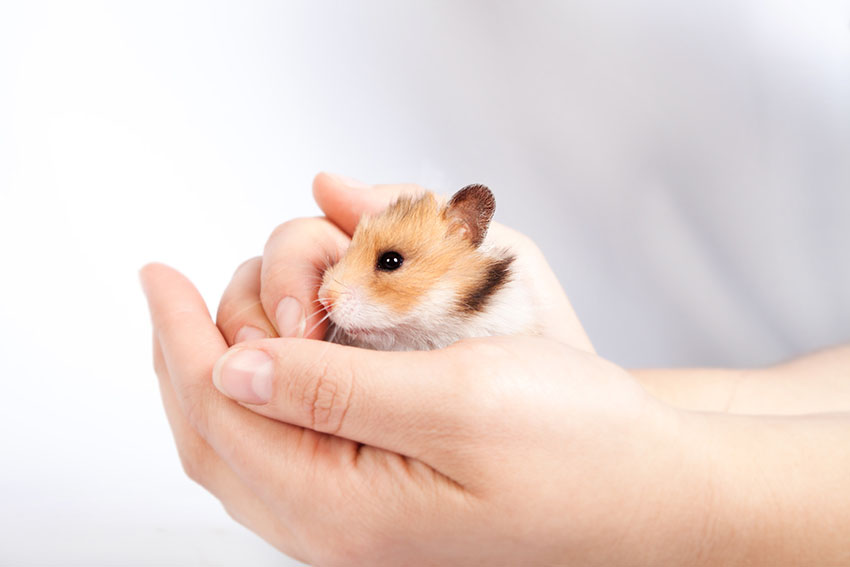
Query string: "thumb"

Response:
xmin=312 ymin=172 xmax=427 ymax=235
xmin=211 ymin=337 xmax=477 ymax=465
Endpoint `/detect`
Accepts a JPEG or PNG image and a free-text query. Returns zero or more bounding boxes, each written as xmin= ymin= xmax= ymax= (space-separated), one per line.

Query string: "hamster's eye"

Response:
xmin=377 ymin=251 xmax=404 ymax=271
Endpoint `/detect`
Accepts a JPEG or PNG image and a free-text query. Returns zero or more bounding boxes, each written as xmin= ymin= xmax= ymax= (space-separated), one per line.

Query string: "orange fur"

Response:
xmin=323 ymin=192 xmax=498 ymax=315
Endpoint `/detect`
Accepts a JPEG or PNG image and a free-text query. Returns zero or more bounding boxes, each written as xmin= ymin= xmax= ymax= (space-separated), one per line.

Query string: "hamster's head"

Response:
xmin=319 ymin=184 xmax=504 ymax=342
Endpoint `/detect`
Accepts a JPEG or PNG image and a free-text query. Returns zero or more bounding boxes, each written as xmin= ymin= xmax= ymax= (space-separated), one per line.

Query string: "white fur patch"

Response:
xmin=326 ymin=247 xmax=537 ymax=351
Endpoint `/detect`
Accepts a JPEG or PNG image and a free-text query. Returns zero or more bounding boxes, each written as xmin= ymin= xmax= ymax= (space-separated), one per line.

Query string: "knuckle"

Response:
xmin=300 ymin=357 xmax=355 ymax=435
xmin=262 ymin=218 xmax=330 ymax=291
xmin=266 ymin=217 xmax=317 ymax=247
xmin=231 ymin=256 xmax=261 ymax=279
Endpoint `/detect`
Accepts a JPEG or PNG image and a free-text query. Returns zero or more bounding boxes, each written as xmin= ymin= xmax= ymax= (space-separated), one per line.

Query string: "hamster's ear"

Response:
xmin=445 ymin=184 xmax=495 ymax=248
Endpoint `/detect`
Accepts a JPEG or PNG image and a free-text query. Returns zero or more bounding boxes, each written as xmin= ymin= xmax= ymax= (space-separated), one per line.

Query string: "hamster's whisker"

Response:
xmin=303 ymin=308 xmax=326 ymax=321
xmin=324 ymin=323 xmax=341 ymax=344
xmin=303 ymin=310 xmax=333 ymax=338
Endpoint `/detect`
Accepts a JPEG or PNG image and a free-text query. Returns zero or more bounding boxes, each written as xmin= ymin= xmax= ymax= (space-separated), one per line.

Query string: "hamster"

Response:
xmin=318 ymin=184 xmax=537 ymax=351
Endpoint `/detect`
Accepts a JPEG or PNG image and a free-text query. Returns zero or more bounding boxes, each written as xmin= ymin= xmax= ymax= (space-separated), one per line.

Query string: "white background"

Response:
xmin=1 ymin=1 xmax=848 ymax=565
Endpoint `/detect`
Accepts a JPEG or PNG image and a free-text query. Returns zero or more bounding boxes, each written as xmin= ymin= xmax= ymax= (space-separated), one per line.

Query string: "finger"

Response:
xmin=488 ymin=224 xmax=595 ymax=353
xmin=259 ymin=217 xmax=350 ymax=340
xmin=260 ymin=174 xmax=428 ymax=339
xmin=312 ymin=172 xmax=426 ymax=235
xmin=212 ymin=337 xmax=483 ymax=468
xmin=216 ymin=257 xmax=277 ymax=346
xmin=152 ymin=335 xmax=307 ymax=561
xmin=141 ymin=263 xmax=335 ymax=499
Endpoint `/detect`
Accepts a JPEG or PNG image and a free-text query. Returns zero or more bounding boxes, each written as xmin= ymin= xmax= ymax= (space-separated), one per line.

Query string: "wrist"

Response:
xmin=629 ymin=367 xmax=753 ymax=413
xmin=631 ymin=343 xmax=850 ymax=415
xmin=623 ymin=407 xmax=751 ymax=565
xmin=682 ymin=411 xmax=850 ymax=564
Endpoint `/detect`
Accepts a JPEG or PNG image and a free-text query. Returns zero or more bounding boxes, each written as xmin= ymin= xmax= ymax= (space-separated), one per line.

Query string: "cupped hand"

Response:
xmin=215 ymin=173 xmax=594 ymax=353
xmin=142 ymin=262 xmax=712 ymax=565
xmin=146 ymin=175 xmax=702 ymax=564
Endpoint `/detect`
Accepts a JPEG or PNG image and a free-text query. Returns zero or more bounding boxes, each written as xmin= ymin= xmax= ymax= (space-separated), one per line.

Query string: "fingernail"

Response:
xmin=234 ymin=325 xmax=267 ymax=343
xmin=327 ymin=172 xmax=371 ymax=190
xmin=213 ymin=349 xmax=273 ymax=404
xmin=276 ymin=296 xmax=305 ymax=338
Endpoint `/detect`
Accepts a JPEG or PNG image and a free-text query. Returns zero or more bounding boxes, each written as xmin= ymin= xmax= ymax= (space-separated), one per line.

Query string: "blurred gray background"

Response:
xmin=1 ymin=1 xmax=848 ymax=564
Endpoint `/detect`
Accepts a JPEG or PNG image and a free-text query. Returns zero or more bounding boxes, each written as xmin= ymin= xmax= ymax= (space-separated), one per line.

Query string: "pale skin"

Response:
xmin=141 ymin=173 xmax=850 ymax=565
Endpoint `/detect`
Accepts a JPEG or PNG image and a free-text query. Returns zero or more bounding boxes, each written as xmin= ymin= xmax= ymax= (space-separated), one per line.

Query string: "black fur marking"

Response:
xmin=461 ymin=255 xmax=514 ymax=314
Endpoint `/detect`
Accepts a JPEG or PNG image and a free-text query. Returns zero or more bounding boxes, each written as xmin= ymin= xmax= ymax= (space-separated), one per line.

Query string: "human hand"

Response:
xmin=144 ymin=174 xmax=849 ymax=564
xmin=143 ymin=262 xmax=713 ymax=564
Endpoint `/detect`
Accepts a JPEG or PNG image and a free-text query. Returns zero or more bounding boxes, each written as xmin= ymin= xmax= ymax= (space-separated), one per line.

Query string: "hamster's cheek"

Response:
xmin=407 ymin=282 xmax=456 ymax=328
xmin=330 ymin=288 xmax=405 ymax=332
